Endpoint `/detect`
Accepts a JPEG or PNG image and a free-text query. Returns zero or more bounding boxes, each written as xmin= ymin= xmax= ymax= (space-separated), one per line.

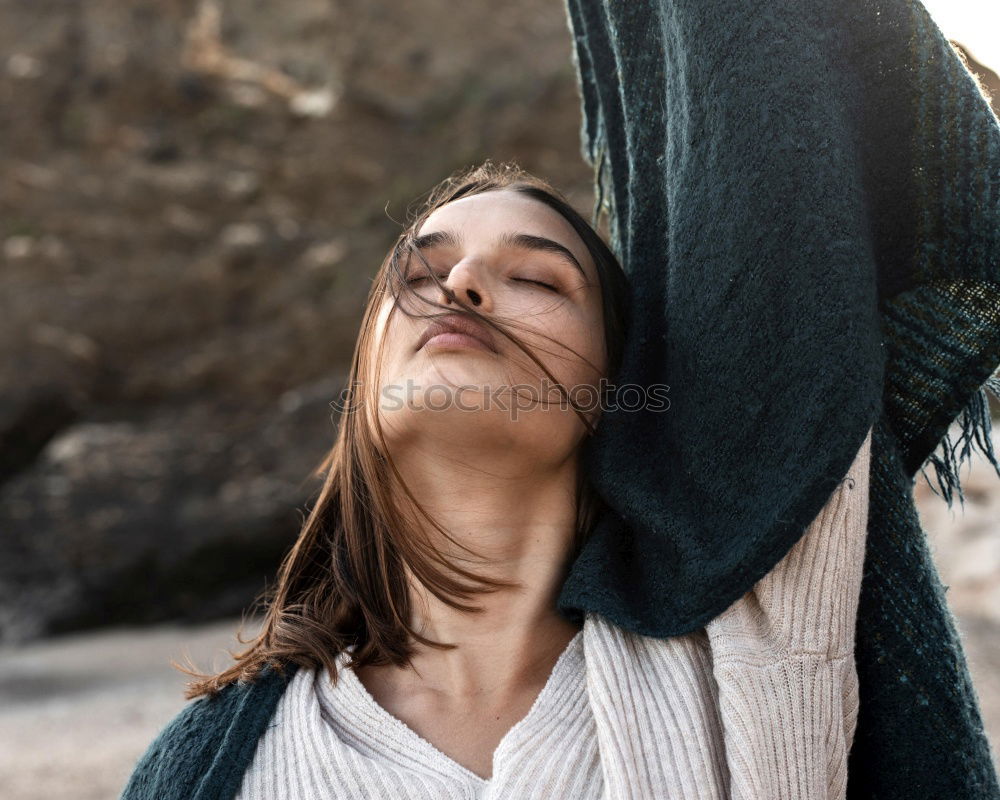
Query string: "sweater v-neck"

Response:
xmin=315 ymin=627 xmax=587 ymax=786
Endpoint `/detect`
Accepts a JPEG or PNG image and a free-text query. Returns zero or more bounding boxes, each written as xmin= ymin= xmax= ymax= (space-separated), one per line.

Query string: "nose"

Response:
xmin=438 ymin=259 xmax=492 ymax=312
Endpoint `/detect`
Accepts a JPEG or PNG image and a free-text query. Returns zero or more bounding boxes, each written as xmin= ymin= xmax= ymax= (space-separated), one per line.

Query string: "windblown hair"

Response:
xmin=179 ymin=160 xmax=630 ymax=698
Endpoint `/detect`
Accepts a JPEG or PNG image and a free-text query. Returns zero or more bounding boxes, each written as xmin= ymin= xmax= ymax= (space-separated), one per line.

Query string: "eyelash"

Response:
xmin=516 ymin=278 xmax=560 ymax=292
xmin=404 ymin=275 xmax=560 ymax=293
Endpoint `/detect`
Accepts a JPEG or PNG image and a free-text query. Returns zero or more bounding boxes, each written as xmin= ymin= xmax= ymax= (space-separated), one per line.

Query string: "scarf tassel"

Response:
xmin=919 ymin=373 xmax=1000 ymax=508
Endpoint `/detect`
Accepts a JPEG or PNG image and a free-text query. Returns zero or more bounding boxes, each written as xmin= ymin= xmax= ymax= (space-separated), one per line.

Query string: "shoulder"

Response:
xmin=583 ymin=610 xmax=713 ymax=670
xmin=118 ymin=663 xmax=299 ymax=800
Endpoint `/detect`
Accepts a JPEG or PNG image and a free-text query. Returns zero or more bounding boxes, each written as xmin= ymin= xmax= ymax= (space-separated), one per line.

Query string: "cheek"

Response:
xmin=528 ymin=308 xmax=606 ymax=387
xmin=369 ymin=300 xmax=405 ymax=377
xmin=566 ymin=303 xmax=607 ymax=388
xmin=579 ymin=297 xmax=608 ymax=375
xmin=573 ymin=321 xmax=607 ymax=384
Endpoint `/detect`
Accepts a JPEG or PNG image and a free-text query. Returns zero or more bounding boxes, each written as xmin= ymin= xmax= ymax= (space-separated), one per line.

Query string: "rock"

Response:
xmin=6 ymin=53 xmax=44 ymax=80
xmin=0 ymin=333 xmax=100 ymax=486
xmin=0 ymin=376 xmax=346 ymax=644
xmin=299 ymin=238 xmax=347 ymax=271
xmin=288 ymin=86 xmax=338 ymax=118
xmin=0 ymin=389 xmax=80 ymax=486
xmin=221 ymin=170 xmax=260 ymax=201
xmin=219 ymin=221 xmax=265 ymax=249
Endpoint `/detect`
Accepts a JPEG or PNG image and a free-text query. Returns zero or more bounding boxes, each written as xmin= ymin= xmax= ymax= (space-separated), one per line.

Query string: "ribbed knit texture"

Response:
xmin=229 ymin=428 xmax=870 ymax=800
xmin=235 ymin=629 xmax=598 ymax=799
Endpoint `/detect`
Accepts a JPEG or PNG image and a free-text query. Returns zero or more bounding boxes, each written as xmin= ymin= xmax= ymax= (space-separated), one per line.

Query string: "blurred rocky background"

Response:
xmin=0 ymin=0 xmax=597 ymax=645
xmin=0 ymin=0 xmax=998 ymax=797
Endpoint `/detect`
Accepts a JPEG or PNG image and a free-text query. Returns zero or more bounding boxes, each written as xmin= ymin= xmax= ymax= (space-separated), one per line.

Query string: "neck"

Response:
xmin=380 ymin=434 xmax=584 ymax=698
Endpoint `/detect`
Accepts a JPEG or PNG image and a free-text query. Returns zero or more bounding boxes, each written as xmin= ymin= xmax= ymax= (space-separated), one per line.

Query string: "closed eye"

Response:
xmin=404 ymin=273 xmax=559 ymax=292
xmin=514 ymin=278 xmax=560 ymax=293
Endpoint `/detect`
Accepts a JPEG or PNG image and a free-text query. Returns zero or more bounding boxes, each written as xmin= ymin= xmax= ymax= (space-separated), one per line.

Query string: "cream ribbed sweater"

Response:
xmin=236 ymin=426 xmax=872 ymax=799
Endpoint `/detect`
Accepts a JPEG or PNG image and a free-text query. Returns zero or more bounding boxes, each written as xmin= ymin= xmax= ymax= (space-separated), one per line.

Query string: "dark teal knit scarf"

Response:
xmin=556 ymin=0 xmax=1000 ymax=797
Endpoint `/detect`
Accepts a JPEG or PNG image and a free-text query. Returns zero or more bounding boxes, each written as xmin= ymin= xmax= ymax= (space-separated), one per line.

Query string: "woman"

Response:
xmin=119 ymin=161 xmax=872 ymax=800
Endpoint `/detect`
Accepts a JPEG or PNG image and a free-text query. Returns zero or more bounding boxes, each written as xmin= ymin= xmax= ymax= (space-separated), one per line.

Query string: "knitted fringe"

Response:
xmin=920 ymin=373 xmax=1000 ymax=508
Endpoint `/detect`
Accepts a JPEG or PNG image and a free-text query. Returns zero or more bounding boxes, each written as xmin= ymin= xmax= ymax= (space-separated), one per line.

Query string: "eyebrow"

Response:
xmin=410 ymin=229 xmax=587 ymax=279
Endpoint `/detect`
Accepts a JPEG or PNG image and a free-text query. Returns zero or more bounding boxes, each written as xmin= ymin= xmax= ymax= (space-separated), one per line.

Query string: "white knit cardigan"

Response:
xmin=236 ymin=425 xmax=872 ymax=799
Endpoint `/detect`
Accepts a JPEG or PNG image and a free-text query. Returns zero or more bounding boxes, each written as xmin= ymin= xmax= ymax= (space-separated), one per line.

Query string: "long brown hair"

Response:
xmin=180 ymin=160 xmax=629 ymax=698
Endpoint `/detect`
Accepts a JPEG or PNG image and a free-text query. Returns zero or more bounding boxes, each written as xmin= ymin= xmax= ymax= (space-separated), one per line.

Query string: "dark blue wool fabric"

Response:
xmin=119 ymin=2 xmax=1000 ymax=798
xmin=119 ymin=663 xmax=299 ymax=800
xmin=557 ymin=0 xmax=1000 ymax=796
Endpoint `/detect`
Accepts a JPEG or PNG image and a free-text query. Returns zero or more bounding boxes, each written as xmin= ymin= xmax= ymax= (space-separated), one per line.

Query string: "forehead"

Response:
xmin=416 ymin=190 xmax=596 ymax=278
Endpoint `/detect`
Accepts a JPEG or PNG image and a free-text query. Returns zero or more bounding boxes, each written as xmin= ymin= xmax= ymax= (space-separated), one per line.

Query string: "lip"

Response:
xmin=416 ymin=313 xmax=498 ymax=353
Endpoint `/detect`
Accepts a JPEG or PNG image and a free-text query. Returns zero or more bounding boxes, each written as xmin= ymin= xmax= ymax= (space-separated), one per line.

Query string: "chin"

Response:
xmin=409 ymin=362 xmax=508 ymax=399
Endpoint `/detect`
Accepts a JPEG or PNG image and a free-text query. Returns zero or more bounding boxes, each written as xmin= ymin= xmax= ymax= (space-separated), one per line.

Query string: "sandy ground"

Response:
xmin=0 ymin=617 xmax=262 ymax=799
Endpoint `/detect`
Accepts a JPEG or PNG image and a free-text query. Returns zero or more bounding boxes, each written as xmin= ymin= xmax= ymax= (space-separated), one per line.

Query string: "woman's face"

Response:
xmin=368 ymin=189 xmax=607 ymax=456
